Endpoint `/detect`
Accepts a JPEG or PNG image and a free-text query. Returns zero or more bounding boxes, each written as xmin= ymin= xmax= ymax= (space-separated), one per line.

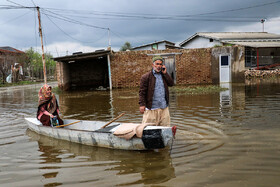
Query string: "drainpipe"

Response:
xmin=257 ymin=48 xmax=259 ymax=70
xmin=107 ymin=54 xmax=112 ymax=90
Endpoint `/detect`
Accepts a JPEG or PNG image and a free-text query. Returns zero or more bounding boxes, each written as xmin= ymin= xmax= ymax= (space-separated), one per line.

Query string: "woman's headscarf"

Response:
xmin=38 ymin=84 xmax=57 ymax=114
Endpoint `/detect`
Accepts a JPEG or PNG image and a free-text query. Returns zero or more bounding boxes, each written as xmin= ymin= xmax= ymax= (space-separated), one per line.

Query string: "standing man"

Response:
xmin=139 ymin=56 xmax=174 ymax=126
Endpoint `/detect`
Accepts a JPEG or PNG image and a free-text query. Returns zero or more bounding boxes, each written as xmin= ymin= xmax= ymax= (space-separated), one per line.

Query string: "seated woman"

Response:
xmin=37 ymin=84 xmax=64 ymax=126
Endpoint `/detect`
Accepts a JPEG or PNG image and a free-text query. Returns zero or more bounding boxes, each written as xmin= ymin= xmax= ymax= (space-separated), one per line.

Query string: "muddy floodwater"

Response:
xmin=1 ymin=80 xmax=280 ymax=186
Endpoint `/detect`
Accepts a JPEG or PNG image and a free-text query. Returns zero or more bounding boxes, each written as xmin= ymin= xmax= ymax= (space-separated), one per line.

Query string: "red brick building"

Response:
xmin=54 ymin=47 xmax=245 ymax=90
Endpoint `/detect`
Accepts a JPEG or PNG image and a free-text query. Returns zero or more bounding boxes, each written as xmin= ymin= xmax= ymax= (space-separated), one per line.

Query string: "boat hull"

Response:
xmin=25 ymin=118 xmax=174 ymax=150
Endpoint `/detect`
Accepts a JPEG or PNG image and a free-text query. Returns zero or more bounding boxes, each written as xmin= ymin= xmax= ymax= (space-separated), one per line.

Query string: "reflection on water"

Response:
xmin=0 ymin=81 xmax=280 ymax=186
xmin=26 ymin=129 xmax=175 ymax=186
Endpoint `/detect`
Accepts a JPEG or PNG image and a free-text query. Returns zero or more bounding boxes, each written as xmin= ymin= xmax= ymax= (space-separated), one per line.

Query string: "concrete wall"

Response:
xmin=211 ymin=46 xmax=245 ymax=83
xmin=258 ymin=48 xmax=280 ymax=65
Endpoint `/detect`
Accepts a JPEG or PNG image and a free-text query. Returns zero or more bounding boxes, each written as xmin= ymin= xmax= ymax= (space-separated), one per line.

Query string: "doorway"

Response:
xmin=219 ymin=55 xmax=231 ymax=83
xmin=164 ymin=56 xmax=176 ymax=83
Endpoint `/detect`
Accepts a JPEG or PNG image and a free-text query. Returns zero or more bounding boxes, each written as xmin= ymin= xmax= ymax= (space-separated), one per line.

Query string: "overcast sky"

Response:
xmin=1 ymin=0 xmax=280 ymax=57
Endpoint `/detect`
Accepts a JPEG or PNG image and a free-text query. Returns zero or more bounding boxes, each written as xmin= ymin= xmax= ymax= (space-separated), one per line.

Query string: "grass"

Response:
xmin=0 ymin=81 xmax=38 ymax=87
xmin=171 ymin=85 xmax=228 ymax=95
xmin=52 ymin=86 xmax=63 ymax=94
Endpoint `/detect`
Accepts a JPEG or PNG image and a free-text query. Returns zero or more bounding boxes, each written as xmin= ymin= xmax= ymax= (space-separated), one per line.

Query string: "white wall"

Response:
xmin=133 ymin=42 xmax=169 ymax=51
xmin=182 ymin=37 xmax=222 ymax=49
xmin=133 ymin=45 xmax=152 ymax=51
xmin=157 ymin=43 xmax=166 ymax=50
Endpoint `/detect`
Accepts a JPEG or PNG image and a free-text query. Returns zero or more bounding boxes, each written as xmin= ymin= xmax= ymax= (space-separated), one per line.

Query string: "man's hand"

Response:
xmin=139 ymin=106 xmax=145 ymax=114
xmin=162 ymin=65 xmax=167 ymax=74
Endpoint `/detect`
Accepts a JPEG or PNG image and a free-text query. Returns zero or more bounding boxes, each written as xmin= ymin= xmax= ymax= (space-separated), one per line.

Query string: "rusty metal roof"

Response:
xmin=53 ymin=49 xmax=111 ymax=62
xmin=0 ymin=46 xmax=24 ymax=53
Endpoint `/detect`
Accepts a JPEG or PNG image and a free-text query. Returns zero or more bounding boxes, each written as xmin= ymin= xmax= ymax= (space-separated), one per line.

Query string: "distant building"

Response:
xmin=0 ymin=46 xmax=26 ymax=83
xmin=132 ymin=40 xmax=181 ymax=51
xmin=180 ymin=32 xmax=280 ymax=69
xmin=179 ymin=32 xmax=280 ymax=49
xmin=0 ymin=46 xmax=25 ymax=54
xmin=54 ymin=33 xmax=280 ymax=90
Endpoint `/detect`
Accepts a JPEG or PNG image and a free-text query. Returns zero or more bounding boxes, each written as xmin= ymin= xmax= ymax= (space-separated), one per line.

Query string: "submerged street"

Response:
xmin=0 ymin=81 xmax=280 ymax=186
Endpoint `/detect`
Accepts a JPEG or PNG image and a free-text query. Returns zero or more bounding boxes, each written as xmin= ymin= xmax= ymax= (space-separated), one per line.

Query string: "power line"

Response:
xmin=43 ymin=12 xmax=108 ymax=44
xmin=177 ymin=0 xmax=280 ymax=17
xmin=2 ymin=1 xmax=280 ymax=24
xmin=40 ymin=0 xmax=280 ymax=22
xmin=0 ymin=10 xmax=31 ymax=25
xmin=41 ymin=8 xmax=109 ymax=30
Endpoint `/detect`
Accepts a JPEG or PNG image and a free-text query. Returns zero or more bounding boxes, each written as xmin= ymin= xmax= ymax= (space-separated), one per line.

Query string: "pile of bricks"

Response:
xmin=245 ymin=69 xmax=280 ymax=78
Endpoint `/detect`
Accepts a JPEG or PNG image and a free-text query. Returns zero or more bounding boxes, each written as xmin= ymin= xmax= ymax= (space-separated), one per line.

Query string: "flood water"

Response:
xmin=1 ymin=80 xmax=280 ymax=186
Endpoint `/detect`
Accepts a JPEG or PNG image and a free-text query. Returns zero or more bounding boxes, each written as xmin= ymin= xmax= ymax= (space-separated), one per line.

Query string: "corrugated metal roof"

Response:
xmin=180 ymin=32 xmax=280 ymax=47
xmin=224 ymin=41 xmax=280 ymax=48
xmin=53 ymin=49 xmax=111 ymax=62
xmin=197 ymin=32 xmax=280 ymax=40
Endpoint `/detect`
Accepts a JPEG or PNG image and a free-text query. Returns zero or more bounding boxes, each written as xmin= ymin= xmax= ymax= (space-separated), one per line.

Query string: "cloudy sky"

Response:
xmin=1 ymin=0 xmax=280 ymax=57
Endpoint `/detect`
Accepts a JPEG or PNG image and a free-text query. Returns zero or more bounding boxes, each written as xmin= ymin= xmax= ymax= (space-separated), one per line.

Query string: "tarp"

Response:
xmin=6 ymin=74 xmax=12 ymax=83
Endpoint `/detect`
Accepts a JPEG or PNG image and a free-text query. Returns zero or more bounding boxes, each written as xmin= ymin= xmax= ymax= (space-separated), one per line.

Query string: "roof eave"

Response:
xmin=53 ymin=50 xmax=111 ymax=62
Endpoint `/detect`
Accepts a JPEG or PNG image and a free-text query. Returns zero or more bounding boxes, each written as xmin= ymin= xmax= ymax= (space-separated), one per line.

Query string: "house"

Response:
xmin=0 ymin=46 xmax=26 ymax=83
xmin=0 ymin=46 xmax=25 ymax=54
xmin=180 ymin=32 xmax=280 ymax=67
xmin=179 ymin=32 xmax=280 ymax=83
xmin=179 ymin=32 xmax=280 ymax=48
xmin=55 ymin=33 xmax=280 ymax=90
xmin=132 ymin=40 xmax=181 ymax=51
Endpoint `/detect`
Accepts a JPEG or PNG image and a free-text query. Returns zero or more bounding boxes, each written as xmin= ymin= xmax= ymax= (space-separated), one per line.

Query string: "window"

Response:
xmin=221 ymin=56 xmax=229 ymax=66
xmin=152 ymin=44 xmax=158 ymax=50
xmin=245 ymin=47 xmax=256 ymax=67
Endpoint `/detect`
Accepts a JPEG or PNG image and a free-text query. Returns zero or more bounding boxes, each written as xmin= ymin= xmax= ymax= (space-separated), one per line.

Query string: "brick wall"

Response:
xmin=110 ymin=48 xmax=212 ymax=88
xmin=175 ymin=48 xmax=212 ymax=85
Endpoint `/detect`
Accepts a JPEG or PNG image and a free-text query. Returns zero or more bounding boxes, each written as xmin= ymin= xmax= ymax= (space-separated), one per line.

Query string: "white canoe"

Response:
xmin=25 ymin=118 xmax=176 ymax=151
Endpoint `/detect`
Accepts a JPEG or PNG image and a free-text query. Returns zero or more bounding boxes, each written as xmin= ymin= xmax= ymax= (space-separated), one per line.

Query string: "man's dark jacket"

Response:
xmin=139 ymin=70 xmax=174 ymax=109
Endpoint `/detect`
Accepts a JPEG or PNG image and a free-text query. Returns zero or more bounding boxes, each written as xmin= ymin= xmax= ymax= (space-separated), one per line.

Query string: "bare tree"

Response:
xmin=0 ymin=56 xmax=9 ymax=84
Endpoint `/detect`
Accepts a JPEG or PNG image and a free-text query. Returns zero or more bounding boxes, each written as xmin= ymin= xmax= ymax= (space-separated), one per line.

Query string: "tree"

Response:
xmin=0 ymin=57 xmax=9 ymax=84
xmin=120 ymin=42 xmax=132 ymax=51
xmin=25 ymin=47 xmax=56 ymax=80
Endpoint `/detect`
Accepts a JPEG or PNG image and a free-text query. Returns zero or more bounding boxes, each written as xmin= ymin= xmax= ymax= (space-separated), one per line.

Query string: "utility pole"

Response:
xmin=260 ymin=19 xmax=266 ymax=32
xmin=108 ymin=28 xmax=111 ymax=51
xmin=36 ymin=6 xmax=47 ymax=84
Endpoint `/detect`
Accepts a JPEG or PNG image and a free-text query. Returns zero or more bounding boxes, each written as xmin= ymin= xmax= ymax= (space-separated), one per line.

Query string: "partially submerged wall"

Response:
xmin=56 ymin=47 xmax=246 ymax=90
xmin=211 ymin=46 xmax=245 ymax=83
xmin=110 ymin=48 xmax=212 ymax=88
